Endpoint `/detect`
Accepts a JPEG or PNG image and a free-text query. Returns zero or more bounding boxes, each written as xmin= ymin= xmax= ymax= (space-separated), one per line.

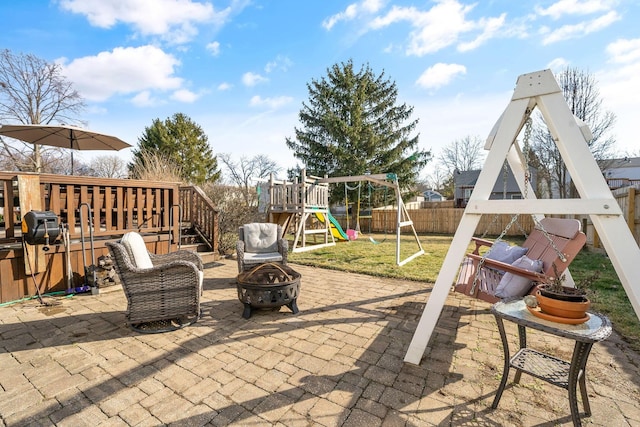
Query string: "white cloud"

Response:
xmin=131 ymin=91 xmax=157 ymax=107
xmin=242 ymin=72 xmax=268 ymax=87
xmin=416 ymin=63 xmax=466 ymax=90
xmin=547 ymin=57 xmax=571 ymax=71
xmin=369 ymin=1 xmax=507 ymax=56
xmin=59 ymin=45 xmax=183 ymax=101
xmin=207 ymin=41 xmax=221 ymax=56
xmin=535 ymin=0 xmax=616 ymax=20
xmin=171 ymin=89 xmax=199 ymax=103
xmin=249 ymin=95 xmax=294 ymax=109
xmin=322 ymin=0 xmax=385 ymax=30
xmin=218 ymin=82 xmax=233 ymax=91
xmin=541 ymin=10 xmax=620 ymax=45
xmin=599 ymin=56 xmax=640 ymax=154
xmin=59 ymin=0 xmax=243 ymax=44
xmin=265 ymin=55 xmax=293 ymax=73
xmin=457 ymin=14 xmax=506 ymax=52
xmin=606 ymin=38 xmax=640 ymax=64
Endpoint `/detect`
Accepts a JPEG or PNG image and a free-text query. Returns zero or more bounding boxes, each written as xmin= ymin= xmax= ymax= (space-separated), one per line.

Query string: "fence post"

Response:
xmin=628 ymin=186 xmax=637 ymax=240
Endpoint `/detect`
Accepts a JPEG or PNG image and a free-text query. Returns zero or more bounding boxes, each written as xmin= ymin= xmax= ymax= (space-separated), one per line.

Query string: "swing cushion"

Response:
xmin=485 ymin=242 xmax=528 ymax=266
xmin=494 ymin=255 xmax=544 ymax=299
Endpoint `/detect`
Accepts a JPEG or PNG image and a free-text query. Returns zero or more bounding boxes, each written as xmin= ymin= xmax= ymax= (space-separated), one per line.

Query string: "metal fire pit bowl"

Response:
xmin=236 ymin=263 xmax=301 ymax=319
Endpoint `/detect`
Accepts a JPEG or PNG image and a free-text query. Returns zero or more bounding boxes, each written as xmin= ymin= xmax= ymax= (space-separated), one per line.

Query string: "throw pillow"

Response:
xmin=494 ymin=255 xmax=544 ymax=299
xmin=486 ymin=241 xmax=528 ymax=265
xmin=121 ymin=232 xmax=153 ymax=269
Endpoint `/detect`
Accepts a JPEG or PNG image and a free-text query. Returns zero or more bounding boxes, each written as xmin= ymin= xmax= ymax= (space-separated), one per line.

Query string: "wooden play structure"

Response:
xmin=404 ymin=69 xmax=640 ymax=364
xmin=266 ymin=169 xmax=424 ymax=266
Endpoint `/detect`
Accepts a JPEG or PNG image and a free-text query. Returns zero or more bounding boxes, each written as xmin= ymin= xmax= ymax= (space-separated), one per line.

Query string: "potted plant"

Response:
xmin=532 ymin=264 xmax=599 ymax=321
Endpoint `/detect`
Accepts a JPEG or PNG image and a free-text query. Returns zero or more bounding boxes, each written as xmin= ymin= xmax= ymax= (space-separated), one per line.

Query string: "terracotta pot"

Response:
xmin=536 ymin=291 xmax=590 ymax=319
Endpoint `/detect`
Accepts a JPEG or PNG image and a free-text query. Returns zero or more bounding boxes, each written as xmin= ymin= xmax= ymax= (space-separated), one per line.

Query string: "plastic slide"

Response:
xmin=314 ymin=211 xmax=348 ymax=241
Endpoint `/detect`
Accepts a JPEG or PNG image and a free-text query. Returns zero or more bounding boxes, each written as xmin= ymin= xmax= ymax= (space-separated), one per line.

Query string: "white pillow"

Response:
xmin=243 ymin=223 xmax=278 ymax=253
xmin=121 ymin=232 xmax=153 ymax=269
xmin=494 ymin=255 xmax=544 ymax=299
xmin=486 ymin=241 xmax=528 ymax=265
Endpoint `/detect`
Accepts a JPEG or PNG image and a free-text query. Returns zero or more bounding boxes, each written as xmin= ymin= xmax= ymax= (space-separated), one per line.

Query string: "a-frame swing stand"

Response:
xmin=404 ymin=69 xmax=640 ymax=365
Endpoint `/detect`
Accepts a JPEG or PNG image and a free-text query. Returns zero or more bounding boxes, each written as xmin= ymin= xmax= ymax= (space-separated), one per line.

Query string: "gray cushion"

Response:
xmin=494 ymin=255 xmax=544 ymax=299
xmin=243 ymin=223 xmax=279 ymax=253
xmin=244 ymin=252 xmax=284 ymax=264
xmin=486 ymin=241 xmax=528 ymax=265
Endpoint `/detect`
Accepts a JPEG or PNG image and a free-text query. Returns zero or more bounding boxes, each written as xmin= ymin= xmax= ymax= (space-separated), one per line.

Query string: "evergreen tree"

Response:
xmin=130 ymin=113 xmax=220 ymax=185
xmin=286 ymin=60 xmax=429 ymax=203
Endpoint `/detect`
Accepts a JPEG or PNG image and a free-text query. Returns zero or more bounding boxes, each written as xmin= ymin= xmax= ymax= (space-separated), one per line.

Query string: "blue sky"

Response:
xmin=2 ymin=0 xmax=639 ymax=180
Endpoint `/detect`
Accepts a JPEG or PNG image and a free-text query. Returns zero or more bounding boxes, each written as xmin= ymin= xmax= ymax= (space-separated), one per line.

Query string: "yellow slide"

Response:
xmin=314 ymin=211 xmax=348 ymax=240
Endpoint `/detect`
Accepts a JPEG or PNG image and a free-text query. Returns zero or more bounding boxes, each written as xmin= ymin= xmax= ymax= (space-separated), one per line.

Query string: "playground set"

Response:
xmin=264 ymin=169 xmax=424 ymax=266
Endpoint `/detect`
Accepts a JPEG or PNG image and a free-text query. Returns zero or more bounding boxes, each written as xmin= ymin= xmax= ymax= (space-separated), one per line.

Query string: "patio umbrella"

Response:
xmin=0 ymin=123 xmax=131 ymax=173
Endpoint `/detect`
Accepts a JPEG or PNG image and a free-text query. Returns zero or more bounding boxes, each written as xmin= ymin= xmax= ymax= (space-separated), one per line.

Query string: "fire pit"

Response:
xmin=236 ymin=263 xmax=301 ymax=319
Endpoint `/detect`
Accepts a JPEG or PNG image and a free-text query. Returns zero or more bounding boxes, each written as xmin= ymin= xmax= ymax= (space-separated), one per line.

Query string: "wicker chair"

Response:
xmin=106 ymin=232 xmax=203 ymax=332
xmin=237 ymin=223 xmax=288 ymax=273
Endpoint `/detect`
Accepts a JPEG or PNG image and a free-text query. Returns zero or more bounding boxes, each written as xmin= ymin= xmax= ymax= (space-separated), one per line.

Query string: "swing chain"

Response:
xmin=472 ymin=117 xmax=532 ymax=294
xmin=522 ymin=117 xmax=567 ymax=263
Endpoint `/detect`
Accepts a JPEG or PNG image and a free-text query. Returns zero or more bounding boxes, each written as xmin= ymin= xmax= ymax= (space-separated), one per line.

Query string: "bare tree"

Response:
xmin=218 ymin=153 xmax=282 ymax=206
xmin=423 ymin=165 xmax=452 ymax=198
xmin=532 ymin=67 xmax=616 ymax=198
xmin=203 ymin=182 xmax=264 ymax=255
xmin=87 ymin=155 xmax=128 ymax=178
xmin=438 ymin=135 xmax=485 ymax=174
xmin=0 ymin=49 xmax=85 ymax=172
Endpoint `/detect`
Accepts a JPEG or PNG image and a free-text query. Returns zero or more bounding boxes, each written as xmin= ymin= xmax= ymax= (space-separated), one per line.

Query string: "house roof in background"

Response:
xmin=454 ymin=168 xmax=537 ymax=194
xmin=600 ymin=157 xmax=640 ymax=180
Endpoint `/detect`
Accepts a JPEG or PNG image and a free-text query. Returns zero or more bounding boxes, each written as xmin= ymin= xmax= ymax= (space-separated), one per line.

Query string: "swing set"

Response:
xmin=405 ymin=69 xmax=640 ymax=365
xmin=342 ymin=180 xmax=393 ymax=244
xmin=266 ymin=169 xmax=425 ymax=266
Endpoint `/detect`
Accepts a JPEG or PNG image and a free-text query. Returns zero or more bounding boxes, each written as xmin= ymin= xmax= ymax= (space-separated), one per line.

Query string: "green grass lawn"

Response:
xmin=288 ymin=233 xmax=640 ymax=352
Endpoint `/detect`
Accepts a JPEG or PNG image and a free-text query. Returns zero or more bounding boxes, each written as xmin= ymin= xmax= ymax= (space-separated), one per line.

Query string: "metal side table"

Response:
xmin=491 ymin=300 xmax=611 ymax=427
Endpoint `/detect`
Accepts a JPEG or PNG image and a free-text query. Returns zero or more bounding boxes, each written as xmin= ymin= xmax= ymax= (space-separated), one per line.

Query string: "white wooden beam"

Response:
xmin=464 ymin=199 xmax=623 ymax=215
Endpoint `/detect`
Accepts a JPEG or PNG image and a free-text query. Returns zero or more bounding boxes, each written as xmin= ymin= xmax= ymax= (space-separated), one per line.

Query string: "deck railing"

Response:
xmin=0 ymin=172 xmax=186 ymax=302
xmin=268 ymin=173 xmax=329 ymax=212
xmin=0 ymin=172 xmax=181 ymax=242
xmin=179 ymin=185 xmax=219 ymax=252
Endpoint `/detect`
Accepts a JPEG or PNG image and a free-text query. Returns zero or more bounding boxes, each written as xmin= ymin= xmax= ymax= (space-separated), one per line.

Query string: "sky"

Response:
xmin=2 ymin=0 xmax=640 ymax=181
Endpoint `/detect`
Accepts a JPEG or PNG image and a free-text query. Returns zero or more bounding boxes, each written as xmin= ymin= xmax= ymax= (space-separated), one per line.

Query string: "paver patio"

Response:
xmin=0 ymin=259 xmax=639 ymax=426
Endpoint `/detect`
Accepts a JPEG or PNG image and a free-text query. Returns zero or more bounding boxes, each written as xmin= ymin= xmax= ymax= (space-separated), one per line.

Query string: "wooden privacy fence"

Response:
xmin=370 ymin=208 xmax=536 ymax=237
xmin=585 ymin=185 xmax=639 ymax=248
xmin=370 ymin=187 xmax=639 ymax=247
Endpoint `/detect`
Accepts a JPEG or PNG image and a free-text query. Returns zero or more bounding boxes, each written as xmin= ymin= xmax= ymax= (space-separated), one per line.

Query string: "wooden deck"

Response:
xmin=0 ymin=172 xmax=218 ymax=303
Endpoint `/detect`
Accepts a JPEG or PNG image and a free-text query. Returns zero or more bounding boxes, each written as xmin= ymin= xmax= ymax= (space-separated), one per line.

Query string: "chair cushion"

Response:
xmin=121 ymin=232 xmax=153 ymax=269
xmin=244 ymin=252 xmax=283 ymax=264
xmin=243 ymin=223 xmax=279 ymax=253
xmin=494 ymin=255 xmax=544 ymax=299
xmin=486 ymin=241 xmax=528 ymax=265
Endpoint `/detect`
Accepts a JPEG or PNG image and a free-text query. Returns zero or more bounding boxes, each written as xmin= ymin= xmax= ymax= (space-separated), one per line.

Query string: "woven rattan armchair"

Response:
xmin=107 ymin=233 xmax=203 ymax=332
xmin=237 ymin=223 xmax=288 ymax=273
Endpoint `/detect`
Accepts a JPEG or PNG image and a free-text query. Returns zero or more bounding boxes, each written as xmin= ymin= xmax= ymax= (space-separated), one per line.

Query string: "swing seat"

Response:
xmin=454 ymin=218 xmax=587 ymax=303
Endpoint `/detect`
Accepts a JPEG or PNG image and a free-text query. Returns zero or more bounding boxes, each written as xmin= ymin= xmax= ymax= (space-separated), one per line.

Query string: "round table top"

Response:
xmin=492 ymin=299 xmax=612 ymax=342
